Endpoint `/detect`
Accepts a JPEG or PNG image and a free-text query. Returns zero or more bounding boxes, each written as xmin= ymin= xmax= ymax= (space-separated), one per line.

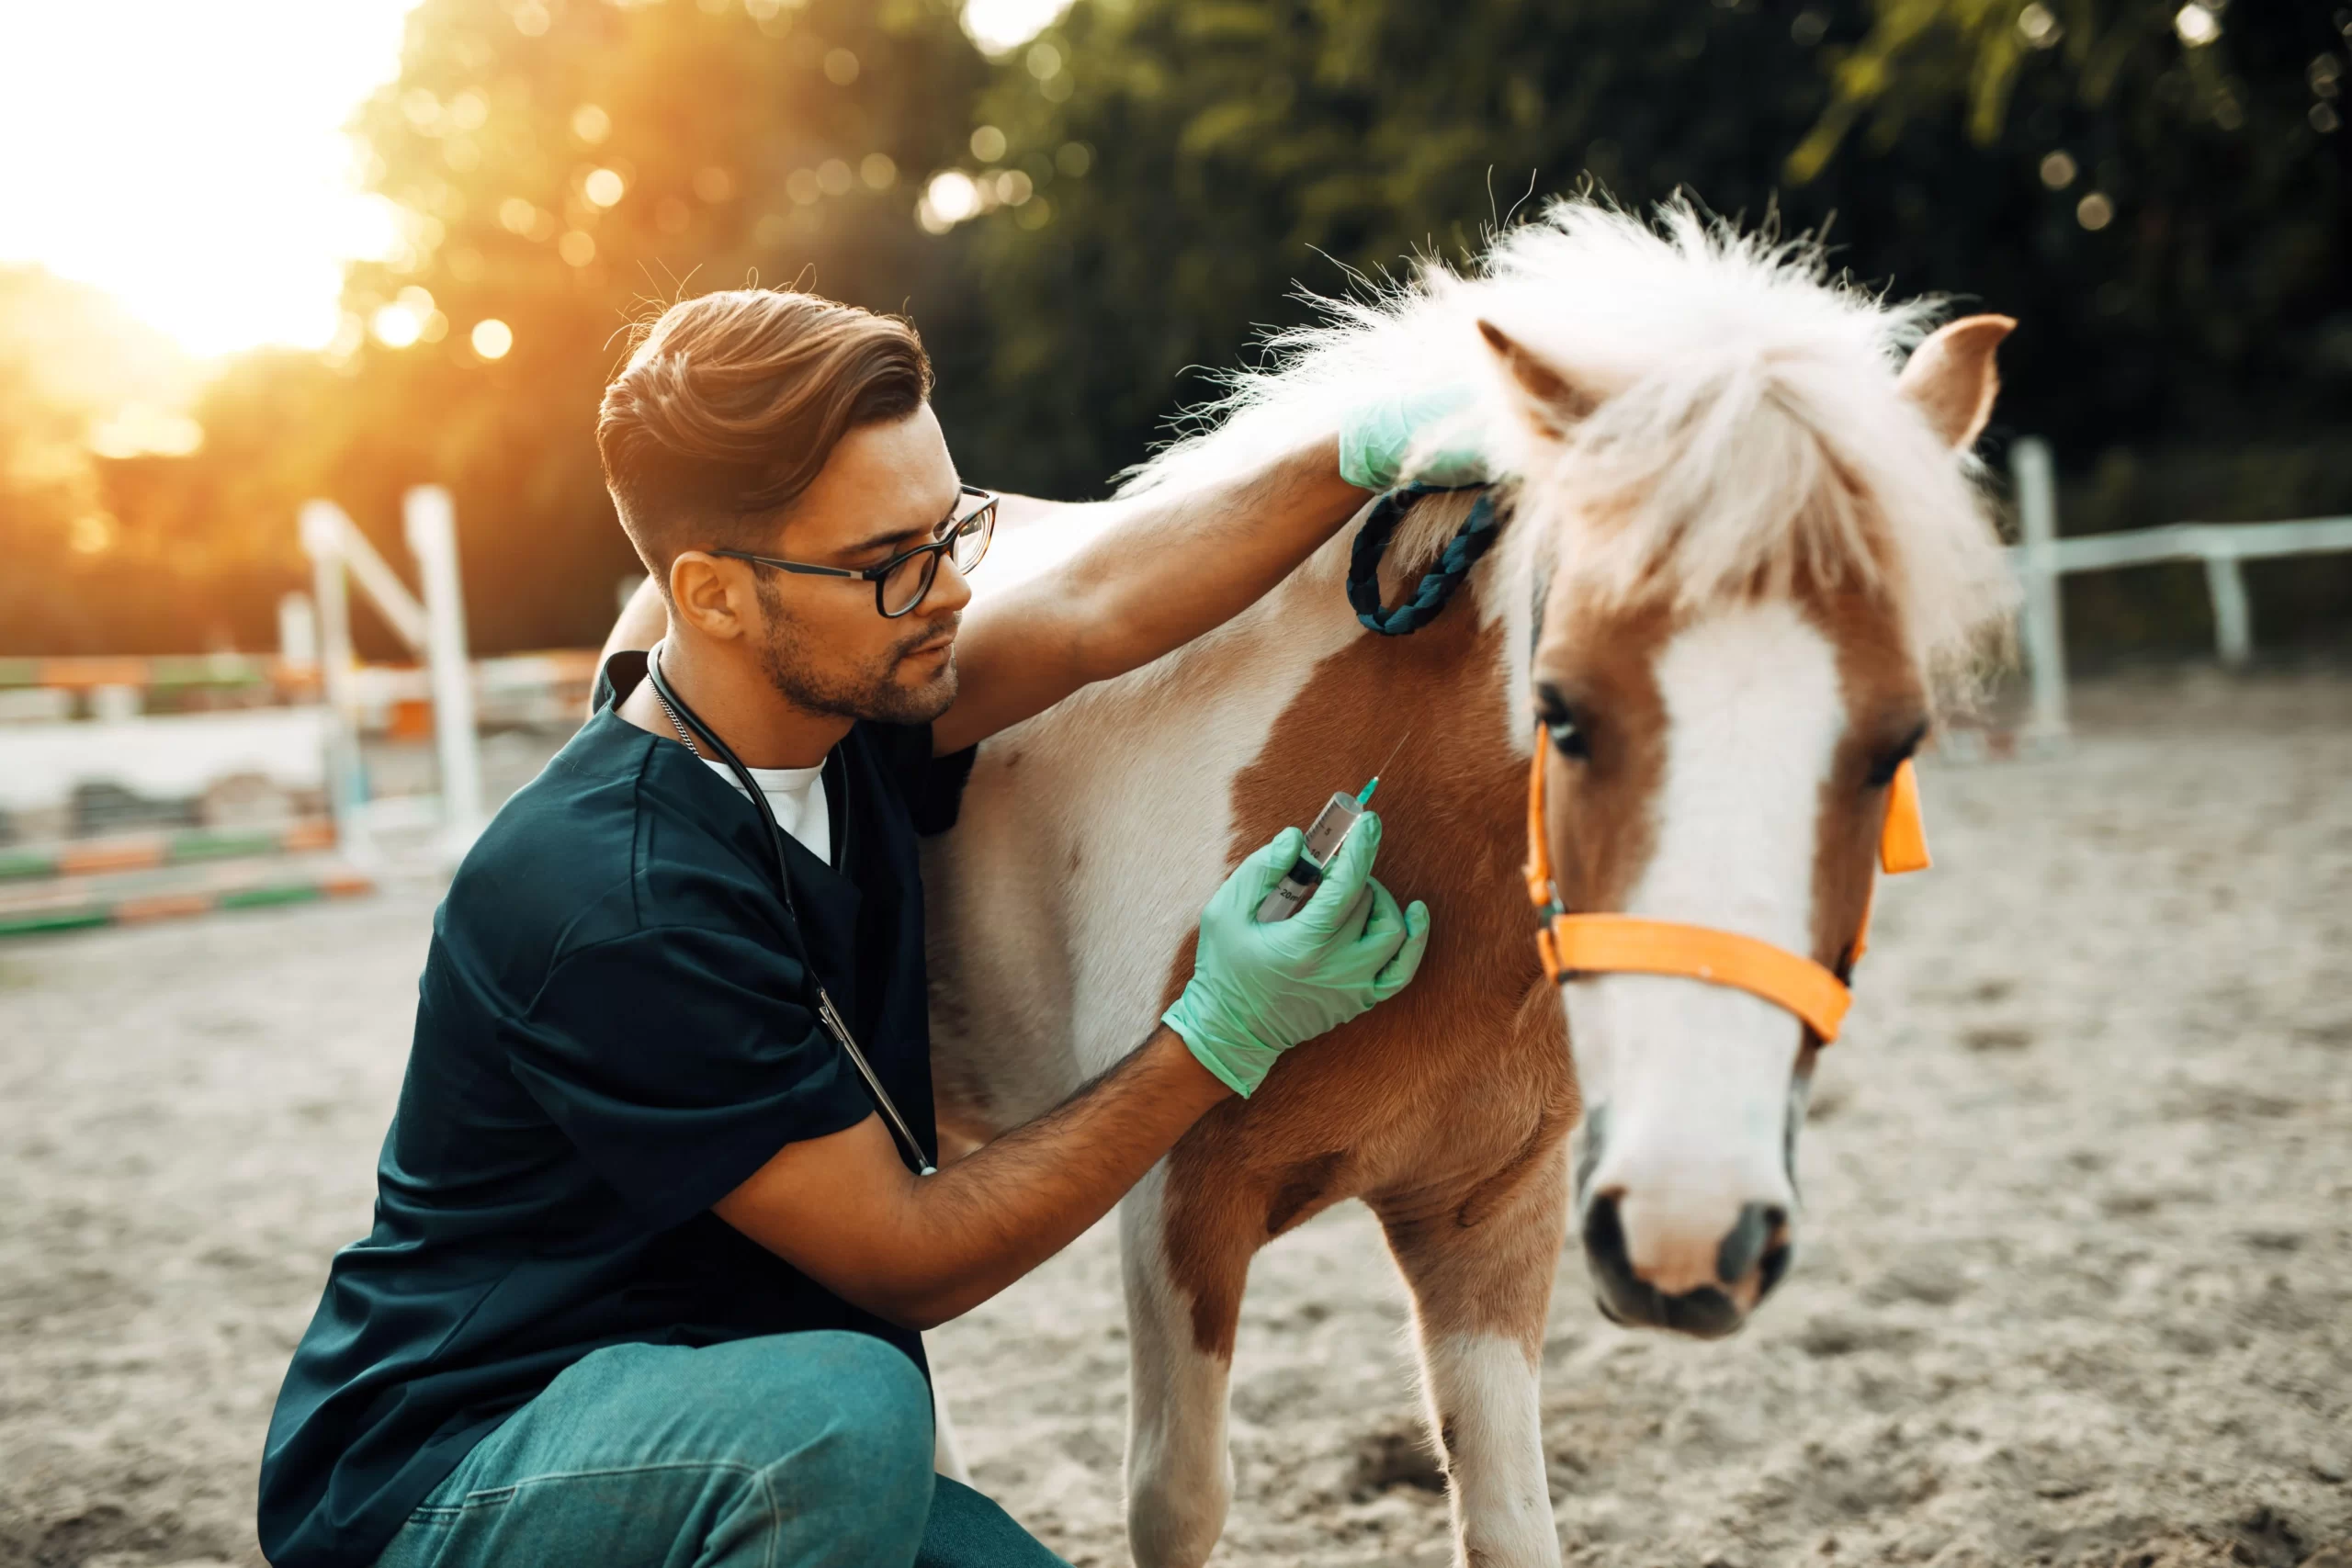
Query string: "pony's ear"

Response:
xmin=1477 ymin=319 xmax=1599 ymax=435
xmin=1897 ymin=314 xmax=2014 ymax=450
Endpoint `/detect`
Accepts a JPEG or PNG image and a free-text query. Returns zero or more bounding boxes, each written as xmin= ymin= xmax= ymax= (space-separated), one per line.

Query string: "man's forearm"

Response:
xmin=1054 ymin=435 xmax=1367 ymax=683
xmin=926 ymin=437 xmax=1368 ymax=755
xmin=880 ymin=1027 xmax=1226 ymax=1325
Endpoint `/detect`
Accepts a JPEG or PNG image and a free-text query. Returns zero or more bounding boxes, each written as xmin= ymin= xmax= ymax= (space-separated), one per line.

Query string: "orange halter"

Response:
xmin=1522 ymin=732 xmax=1931 ymax=1043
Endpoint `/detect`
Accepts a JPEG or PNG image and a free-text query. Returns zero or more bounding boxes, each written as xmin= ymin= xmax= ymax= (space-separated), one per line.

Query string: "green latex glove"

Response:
xmin=1338 ymin=383 xmax=1488 ymax=491
xmin=1163 ymin=812 xmax=1433 ymax=1098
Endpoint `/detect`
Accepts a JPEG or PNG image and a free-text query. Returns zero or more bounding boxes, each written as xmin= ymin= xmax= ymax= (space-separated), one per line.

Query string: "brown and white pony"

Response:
xmin=925 ymin=200 xmax=2016 ymax=1568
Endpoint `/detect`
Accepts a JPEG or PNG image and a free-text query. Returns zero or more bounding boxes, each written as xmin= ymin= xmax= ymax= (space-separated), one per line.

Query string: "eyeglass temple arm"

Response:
xmin=713 ymin=552 xmax=865 ymax=581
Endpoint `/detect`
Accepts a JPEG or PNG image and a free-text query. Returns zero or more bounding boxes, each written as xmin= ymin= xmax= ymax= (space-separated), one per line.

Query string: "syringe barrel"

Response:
xmin=1253 ymin=792 xmax=1365 ymax=921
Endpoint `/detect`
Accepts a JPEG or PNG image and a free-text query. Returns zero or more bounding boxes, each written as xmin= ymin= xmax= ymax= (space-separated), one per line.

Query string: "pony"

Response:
xmin=923 ymin=197 xmax=2017 ymax=1568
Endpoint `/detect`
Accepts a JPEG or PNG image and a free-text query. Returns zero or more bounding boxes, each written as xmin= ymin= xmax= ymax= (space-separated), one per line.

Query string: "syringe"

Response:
xmin=1254 ymin=778 xmax=1381 ymax=922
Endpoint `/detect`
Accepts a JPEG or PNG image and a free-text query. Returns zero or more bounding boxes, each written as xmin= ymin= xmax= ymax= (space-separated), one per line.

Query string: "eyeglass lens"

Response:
xmin=879 ymin=500 xmax=993 ymax=615
xmin=952 ymin=498 xmax=994 ymax=572
xmin=880 ymin=550 xmax=938 ymax=616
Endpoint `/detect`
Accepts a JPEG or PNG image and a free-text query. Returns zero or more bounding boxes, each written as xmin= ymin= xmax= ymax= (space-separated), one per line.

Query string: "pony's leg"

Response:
xmin=1374 ymin=1142 xmax=1569 ymax=1568
xmin=1121 ymin=1161 xmax=1251 ymax=1568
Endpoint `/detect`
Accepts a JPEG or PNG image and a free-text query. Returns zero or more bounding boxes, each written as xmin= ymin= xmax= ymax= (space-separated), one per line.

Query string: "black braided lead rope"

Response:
xmin=1347 ymin=483 xmax=1502 ymax=636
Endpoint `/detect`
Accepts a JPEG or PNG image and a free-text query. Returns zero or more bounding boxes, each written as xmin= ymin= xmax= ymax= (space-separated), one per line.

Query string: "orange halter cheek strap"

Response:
xmin=1522 ymin=729 xmax=1930 ymax=1044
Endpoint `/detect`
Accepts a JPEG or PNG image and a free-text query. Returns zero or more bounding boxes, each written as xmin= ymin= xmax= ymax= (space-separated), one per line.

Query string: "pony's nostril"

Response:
xmin=1582 ymin=1189 xmax=1632 ymax=1283
xmin=1715 ymin=1201 xmax=1789 ymax=1288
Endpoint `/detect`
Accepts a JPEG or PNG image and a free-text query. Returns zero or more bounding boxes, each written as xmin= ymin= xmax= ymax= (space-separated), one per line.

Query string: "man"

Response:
xmin=258 ymin=288 xmax=1456 ymax=1568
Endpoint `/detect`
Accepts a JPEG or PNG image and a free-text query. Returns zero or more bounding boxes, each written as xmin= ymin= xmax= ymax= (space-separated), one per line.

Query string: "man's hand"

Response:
xmin=1338 ymin=384 xmax=1489 ymax=491
xmin=1164 ymin=815 xmax=1430 ymax=1097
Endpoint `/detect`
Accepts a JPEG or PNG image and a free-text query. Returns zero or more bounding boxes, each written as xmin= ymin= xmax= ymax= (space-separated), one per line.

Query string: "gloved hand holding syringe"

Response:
xmin=1159 ymin=757 xmax=1431 ymax=1098
xmin=1254 ymin=778 xmax=1384 ymax=921
xmin=1256 ymin=728 xmax=1412 ymax=922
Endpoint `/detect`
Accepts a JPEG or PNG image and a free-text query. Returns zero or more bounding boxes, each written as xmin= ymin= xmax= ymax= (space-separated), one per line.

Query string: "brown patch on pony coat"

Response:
xmin=1449 ymin=981 xmax=1585 ymax=1233
xmin=1376 ymin=1134 xmax=1569 ymax=1360
xmin=1528 ymin=589 xmax=1672 ymax=918
xmin=1154 ymin=576 xmax=1577 ymax=1361
xmin=1806 ymin=581 xmax=1930 ymax=982
xmin=1267 ymin=1151 xmax=1350 ymax=1236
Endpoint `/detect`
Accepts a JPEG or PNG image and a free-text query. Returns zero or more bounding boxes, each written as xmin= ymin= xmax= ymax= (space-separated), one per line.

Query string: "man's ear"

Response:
xmin=1476 ymin=319 xmax=1600 ymax=439
xmin=667 ymin=551 xmax=753 ymax=641
xmin=1897 ymin=314 xmax=2015 ymax=450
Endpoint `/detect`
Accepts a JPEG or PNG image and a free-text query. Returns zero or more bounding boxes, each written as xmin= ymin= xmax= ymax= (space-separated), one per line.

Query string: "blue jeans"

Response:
xmin=374 ymin=1332 xmax=1067 ymax=1568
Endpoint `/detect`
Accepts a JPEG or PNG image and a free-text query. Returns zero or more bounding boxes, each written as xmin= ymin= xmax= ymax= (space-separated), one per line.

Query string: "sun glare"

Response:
xmin=0 ymin=0 xmax=418 ymax=359
xmin=0 ymin=1 xmax=1069 ymax=360
xmin=961 ymin=0 xmax=1072 ymax=57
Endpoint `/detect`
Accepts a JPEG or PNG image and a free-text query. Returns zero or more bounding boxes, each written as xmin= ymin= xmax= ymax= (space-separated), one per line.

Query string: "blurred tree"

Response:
xmin=8 ymin=1 xmax=992 ymax=657
xmin=0 ymin=267 xmax=209 ymax=654
xmin=955 ymin=0 xmax=2348 ymax=505
xmin=1791 ymin=0 xmax=2351 ymax=449
xmin=22 ymin=0 xmax=2346 ymax=660
xmin=0 ymin=349 xmax=101 ymax=651
xmin=953 ymin=0 xmax=1876 ymax=492
xmin=320 ymin=0 xmax=989 ymax=652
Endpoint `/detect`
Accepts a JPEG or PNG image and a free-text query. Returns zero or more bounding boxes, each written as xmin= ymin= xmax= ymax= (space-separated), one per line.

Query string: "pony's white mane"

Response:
xmin=1124 ymin=197 xmax=2015 ymax=689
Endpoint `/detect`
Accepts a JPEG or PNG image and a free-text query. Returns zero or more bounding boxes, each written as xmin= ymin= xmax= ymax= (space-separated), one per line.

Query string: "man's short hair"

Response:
xmin=597 ymin=288 xmax=933 ymax=583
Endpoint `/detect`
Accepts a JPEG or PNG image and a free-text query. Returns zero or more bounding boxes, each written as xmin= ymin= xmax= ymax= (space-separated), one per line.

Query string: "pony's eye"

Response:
xmin=1534 ymin=683 xmax=1590 ymax=760
xmin=1546 ymin=714 xmax=1589 ymax=761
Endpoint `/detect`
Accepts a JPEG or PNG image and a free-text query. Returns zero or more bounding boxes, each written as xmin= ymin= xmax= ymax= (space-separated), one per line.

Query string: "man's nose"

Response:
xmin=926 ymin=552 xmax=976 ymax=615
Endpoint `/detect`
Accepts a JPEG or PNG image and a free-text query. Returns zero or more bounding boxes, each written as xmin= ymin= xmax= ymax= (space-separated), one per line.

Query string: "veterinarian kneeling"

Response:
xmin=257 ymin=289 xmax=1455 ymax=1568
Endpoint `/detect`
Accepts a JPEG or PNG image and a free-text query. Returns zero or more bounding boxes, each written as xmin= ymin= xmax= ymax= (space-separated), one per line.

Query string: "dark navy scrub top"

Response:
xmin=257 ymin=650 xmax=974 ymax=1568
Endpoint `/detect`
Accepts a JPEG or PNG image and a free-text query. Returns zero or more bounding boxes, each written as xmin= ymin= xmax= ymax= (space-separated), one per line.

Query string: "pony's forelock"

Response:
xmin=1124 ymin=197 xmax=2016 ymax=700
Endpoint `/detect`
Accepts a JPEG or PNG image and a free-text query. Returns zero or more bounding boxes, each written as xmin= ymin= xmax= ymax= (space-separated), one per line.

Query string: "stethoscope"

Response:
xmin=644 ymin=641 xmax=937 ymax=1176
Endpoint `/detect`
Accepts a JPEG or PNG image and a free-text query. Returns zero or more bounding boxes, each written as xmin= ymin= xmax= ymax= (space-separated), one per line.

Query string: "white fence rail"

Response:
xmin=2007 ymin=436 xmax=2352 ymax=740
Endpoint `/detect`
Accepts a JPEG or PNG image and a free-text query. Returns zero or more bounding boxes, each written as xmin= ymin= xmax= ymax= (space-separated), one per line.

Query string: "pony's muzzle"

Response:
xmin=1580 ymin=1189 xmax=1792 ymax=1339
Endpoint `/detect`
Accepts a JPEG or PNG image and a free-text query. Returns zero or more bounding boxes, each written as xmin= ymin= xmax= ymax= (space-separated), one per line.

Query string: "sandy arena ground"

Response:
xmin=2 ymin=671 xmax=2347 ymax=1568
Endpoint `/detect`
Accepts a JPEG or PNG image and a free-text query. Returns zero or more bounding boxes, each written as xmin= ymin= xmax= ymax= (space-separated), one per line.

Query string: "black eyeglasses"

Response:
xmin=712 ymin=486 xmax=997 ymax=619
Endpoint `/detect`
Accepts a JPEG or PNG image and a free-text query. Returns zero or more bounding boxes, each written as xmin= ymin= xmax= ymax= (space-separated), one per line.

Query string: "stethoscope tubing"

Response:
xmin=645 ymin=643 xmax=938 ymax=1177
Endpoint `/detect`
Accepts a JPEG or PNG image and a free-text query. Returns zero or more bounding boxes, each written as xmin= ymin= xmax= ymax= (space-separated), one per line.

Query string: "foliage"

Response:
xmin=954 ymin=0 xmax=2348 ymax=494
xmin=5 ymin=0 xmax=2345 ymax=658
xmin=0 ymin=268 xmax=211 ymax=652
xmin=1797 ymin=0 xmax=2269 ymax=165
xmin=322 ymin=0 xmax=989 ymax=654
xmin=951 ymin=0 xmax=1866 ymax=491
xmin=1793 ymin=0 xmax=2352 ymax=445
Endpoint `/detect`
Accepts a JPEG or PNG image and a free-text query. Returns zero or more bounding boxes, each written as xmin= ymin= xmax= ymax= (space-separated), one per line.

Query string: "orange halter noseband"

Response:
xmin=1521 ymin=732 xmax=1931 ymax=1043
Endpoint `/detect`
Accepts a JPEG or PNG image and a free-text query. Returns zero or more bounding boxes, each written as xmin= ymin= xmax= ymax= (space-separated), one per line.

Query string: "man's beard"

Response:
xmin=752 ymin=576 xmax=958 ymax=726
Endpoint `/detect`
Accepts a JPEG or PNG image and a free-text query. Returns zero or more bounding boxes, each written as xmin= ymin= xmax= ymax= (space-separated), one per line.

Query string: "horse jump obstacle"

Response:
xmin=2007 ymin=436 xmax=2352 ymax=740
xmin=0 ymin=487 xmax=586 ymax=938
xmin=0 ymin=698 xmax=365 ymax=938
xmin=302 ymin=487 xmax=484 ymax=866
